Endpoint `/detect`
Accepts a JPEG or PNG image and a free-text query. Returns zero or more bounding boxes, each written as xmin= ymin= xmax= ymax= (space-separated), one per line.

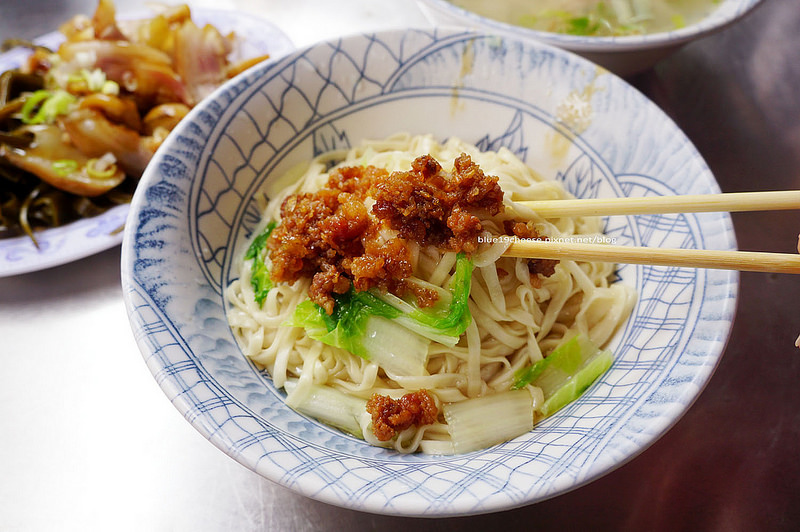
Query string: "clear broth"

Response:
xmin=450 ymin=0 xmax=722 ymax=36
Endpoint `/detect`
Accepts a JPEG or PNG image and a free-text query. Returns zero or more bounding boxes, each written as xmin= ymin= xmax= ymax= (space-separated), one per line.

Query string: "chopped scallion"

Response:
xmin=51 ymin=159 xmax=79 ymax=177
xmin=20 ymin=89 xmax=76 ymax=125
xmin=86 ymin=157 xmax=118 ymax=180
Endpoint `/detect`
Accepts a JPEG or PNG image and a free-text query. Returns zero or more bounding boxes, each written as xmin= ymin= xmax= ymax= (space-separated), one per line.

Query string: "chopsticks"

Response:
xmin=503 ymin=190 xmax=800 ymax=274
xmin=515 ymin=190 xmax=800 ymax=217
xmin=503 ymin=240 xmax=800 ymax=274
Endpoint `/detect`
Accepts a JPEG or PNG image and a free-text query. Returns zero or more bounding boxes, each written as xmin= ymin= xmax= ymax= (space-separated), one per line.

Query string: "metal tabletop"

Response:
xmin=1 ymin=0 xmax=798 ymax=530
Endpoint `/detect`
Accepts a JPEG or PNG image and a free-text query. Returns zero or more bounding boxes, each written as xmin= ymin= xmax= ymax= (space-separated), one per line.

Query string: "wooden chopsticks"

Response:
xmin=503 ymin=240 xmax=800 ymax=274
xmin=503 ymin=190 xmax=800 ymax=274
xmin=515 ymin=190 xmax=800 ymax=217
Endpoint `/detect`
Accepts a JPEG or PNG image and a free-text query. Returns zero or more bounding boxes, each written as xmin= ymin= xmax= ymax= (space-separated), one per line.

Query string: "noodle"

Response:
xmin=226 ymin=134 xmax=636 ymax=454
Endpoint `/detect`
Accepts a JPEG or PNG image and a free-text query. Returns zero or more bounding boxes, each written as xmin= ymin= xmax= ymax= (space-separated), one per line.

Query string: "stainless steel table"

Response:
xmin=2 ymin=0 xmax=798 ymax=530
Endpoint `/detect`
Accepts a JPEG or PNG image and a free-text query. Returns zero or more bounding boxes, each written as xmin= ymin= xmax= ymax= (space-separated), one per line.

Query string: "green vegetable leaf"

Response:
xmin=538 ymin=349 xmax=613 ymax=417
xmin=671 ymin=14 xmax=686 ymax=29
xmin=511 ymin=335 xmax=588 ymax=391
xmin=245 ymin=221 xmax=277 ymax=307
xmin=319 ymin=288 xmax=401 ymax=358
xmin=375 ymin=252 xmax=474 ymax=345
xmin=288 ymin=299 xmax=336 ymax=338
xmin=286 ymin=253 xmax=473 ymax=370
xmin=511 ymin=334 xmax=614 ymax=417
xmin=288 ymin=286 xmax=401 ymax=359
xmin=409 ymin=251 xmax=473 ymax=337
xmin=511 ymin=356 xmax=549 ymax=390
xmin=287 ymin=286 xmax=430 ymax=375
xmin=566 ymin=16 xmax=598 ymax=36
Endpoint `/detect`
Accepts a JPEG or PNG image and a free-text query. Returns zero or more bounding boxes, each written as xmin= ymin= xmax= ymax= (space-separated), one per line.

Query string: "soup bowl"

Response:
xmin=417 ymin=0 xmax=763 ymax=75
xmin=121 ymin=28 xmax=737 ymax=516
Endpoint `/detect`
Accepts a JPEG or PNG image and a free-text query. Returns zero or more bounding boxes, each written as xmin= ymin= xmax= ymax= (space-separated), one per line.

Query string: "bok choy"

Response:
xmin=512 ymin=334 xmax=613 ymax=417
xmin=244 ymin=221 xmax=277 ymax=307
xmin=287 ymin=288 xmax=430 ymax=376
xmin=283 ymin=380 xmax=367 ymax=438
xmin=371 ymin=252 xmax=474 ymax=346
xmin=286 ymin=252 xmax=475 ymax=375
xmin=443 ymin=389 xmax=534 ymax=454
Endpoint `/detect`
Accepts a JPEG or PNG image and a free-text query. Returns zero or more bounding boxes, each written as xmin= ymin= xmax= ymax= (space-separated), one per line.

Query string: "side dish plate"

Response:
xmin=0 ymin=7 xmax=294 ymax=277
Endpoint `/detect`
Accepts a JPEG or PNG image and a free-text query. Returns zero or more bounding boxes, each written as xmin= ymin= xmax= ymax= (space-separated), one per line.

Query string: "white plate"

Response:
xmin=0 ymin=7 xmax=294 ymax=277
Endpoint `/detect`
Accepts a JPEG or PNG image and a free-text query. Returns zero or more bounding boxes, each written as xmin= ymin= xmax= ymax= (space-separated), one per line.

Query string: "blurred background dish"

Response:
xmin=121 ymin=27 xmax=736 ymax=515
xmin=416 ymin=0 xmax=764 ymax=76
xmin=0 ymin=4 xmax=294 ymax=277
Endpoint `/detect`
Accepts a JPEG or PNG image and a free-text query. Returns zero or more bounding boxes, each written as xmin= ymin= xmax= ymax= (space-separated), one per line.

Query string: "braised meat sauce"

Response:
xmin=366 ymin=390 xmax=438 ymax=442
xmin=267 ymin=153 xmax=507 ymax=314
xmin=268 ymin=153 xmax=559 ymax=314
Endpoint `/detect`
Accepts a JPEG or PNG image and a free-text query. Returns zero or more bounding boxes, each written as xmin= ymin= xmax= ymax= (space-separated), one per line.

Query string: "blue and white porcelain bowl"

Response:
xmin=121 ymin=28 xmax=737 ymax=516
xmin=417 ymin=0 xmax=763 ymax=75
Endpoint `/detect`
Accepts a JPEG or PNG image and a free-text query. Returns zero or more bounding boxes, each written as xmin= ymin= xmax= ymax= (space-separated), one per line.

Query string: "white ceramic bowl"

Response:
xmin=121 ymin=28 xmax=737 ymax=516
xmin=417 ymin=0 xmax=763 ymax=76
